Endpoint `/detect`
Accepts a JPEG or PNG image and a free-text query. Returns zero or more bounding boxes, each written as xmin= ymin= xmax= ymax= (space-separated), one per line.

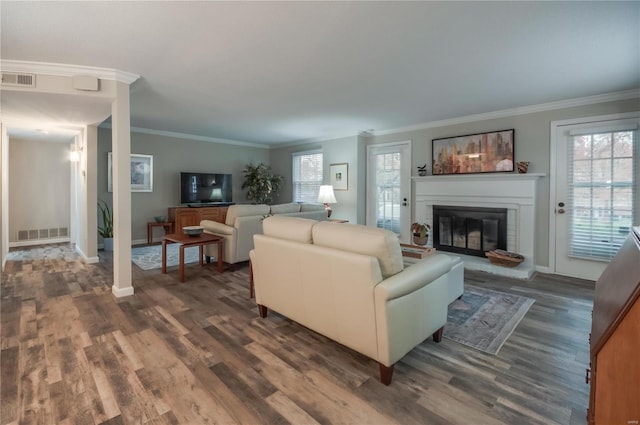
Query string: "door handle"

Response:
xmin=557 ymin=208 xmax=565 ymax=214
xmin=402 ymin=198 xmax=407 ymax=207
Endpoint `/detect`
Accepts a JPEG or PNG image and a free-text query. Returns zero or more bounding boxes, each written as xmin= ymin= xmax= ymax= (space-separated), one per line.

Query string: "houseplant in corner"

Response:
xmin=411 ymin=222 xmax=430 ymax=246
xmin=98 ymin=200 xmax=114 ymax=251
xmin=241 ymin=163 xmax=284 ymax=204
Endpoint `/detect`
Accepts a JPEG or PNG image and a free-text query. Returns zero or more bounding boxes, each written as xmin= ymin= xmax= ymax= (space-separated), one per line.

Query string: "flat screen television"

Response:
xmin=180 ymin=172 xmax=233 ymax=205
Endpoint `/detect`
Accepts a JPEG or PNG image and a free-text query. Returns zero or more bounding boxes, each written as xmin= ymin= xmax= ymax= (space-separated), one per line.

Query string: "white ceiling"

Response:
xmin=1 ymin=1 xmax=639 ymax=146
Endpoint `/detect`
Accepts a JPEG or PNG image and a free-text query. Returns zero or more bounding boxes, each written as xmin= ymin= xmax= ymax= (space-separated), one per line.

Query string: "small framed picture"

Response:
xmin=108 ymin=153 xmax=153 ymax=192
xmin=330 ymin=163 xmax=348 ymax=190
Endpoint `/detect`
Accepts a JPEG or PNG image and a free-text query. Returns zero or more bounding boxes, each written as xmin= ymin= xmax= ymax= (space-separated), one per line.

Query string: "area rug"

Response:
xmin=444 ymin=285 xmax=535 ymax=355
xmin=131 ymin=244 xmax=201 ymax=270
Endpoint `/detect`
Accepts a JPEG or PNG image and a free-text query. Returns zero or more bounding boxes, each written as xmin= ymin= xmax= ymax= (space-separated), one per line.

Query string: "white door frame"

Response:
xmin=548 ymin=111 xmax=640 ymax=275
xmin=366 ymin=140 xmax=412 ymax=241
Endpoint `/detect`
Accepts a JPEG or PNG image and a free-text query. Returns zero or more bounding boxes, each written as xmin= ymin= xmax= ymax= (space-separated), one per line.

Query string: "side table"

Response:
xmin=147 ymin=221 xmax=173 ymax=244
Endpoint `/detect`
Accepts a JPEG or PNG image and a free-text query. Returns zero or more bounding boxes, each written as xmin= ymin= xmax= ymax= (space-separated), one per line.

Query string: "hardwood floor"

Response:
xmin=1 ymin=243 xmax=594 ymax=425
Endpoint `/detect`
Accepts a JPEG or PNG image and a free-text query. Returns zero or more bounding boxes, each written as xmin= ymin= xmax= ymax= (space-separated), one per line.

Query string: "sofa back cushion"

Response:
xmin=262 ymin=215 xmax=316 ymax=244
xmin=270 ymin=203 xmax=301 ymax=214
xmin=225 ymin=204 xmax=270 ymax=226
xmin=312 ymin=222 xmax=404 ymax=278
xmin=300 ymin=203 xmax=325 ymax=212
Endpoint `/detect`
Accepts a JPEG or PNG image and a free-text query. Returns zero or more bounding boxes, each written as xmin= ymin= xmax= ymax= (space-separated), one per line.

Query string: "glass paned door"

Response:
xmin=553 ymin=116 xmax=639 ymax=280
xmin=375 ymin=152 xmax=402 ymax=233
xmin=367 ymin=142 xmax=411 ymax=241
xmin=569 ymin=131 xmax=634 ymax=260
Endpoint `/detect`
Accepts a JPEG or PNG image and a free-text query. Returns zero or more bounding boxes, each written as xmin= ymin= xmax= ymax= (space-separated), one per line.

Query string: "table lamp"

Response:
xmin=317 ymin=185 xmax=337 ymax=218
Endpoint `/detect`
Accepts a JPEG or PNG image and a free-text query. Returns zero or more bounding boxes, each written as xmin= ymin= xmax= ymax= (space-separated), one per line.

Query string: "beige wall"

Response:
xmin=98 ymin=128 xmax=270 ymax=243
xmin=8 ymin=137 xmax=71 ymax=242
xmin=269 ymin=134 xmax=366 ymax=224
xmin=269 ymin=97 xmax=639 ymax=268
xmin=370 ymin=97 xmax=640 ymax=268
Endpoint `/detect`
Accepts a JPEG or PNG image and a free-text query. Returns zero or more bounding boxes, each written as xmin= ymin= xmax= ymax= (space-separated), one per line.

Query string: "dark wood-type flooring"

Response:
xmin=1 ymin=243 xmax=594 ymax=425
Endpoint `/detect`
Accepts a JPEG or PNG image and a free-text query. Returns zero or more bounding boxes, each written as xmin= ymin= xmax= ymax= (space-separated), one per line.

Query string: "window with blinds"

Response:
xmin=568 ymin=127 xmax=636 ymax=261
xmin=292 ymin=150 xmax=323 ymax=203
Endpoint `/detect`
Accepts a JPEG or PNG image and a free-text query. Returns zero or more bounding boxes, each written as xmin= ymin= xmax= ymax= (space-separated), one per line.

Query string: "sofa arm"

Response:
xmin=375 ymin=254 xmax=452 ymax=301
xmin=200 ymin=220 xmax=234 ymax=236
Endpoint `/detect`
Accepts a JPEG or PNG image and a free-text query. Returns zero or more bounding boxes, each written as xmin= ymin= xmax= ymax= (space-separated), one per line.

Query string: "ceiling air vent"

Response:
xmin=1 ymin=72 xmax=36 ymax=87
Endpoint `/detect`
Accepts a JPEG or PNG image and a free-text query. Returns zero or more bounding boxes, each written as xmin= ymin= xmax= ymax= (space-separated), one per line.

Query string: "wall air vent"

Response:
xmin=17 ymin=227 xmax=69 ymax=241
xmin=1 ymin=72 xmax=36 ymax=87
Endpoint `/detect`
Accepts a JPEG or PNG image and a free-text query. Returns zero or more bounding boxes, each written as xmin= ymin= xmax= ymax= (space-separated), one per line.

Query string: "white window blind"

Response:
xmin=568 ymin=129 xmax=636 ymax=261
xmin=292 ymin=150 xmax=323 ymax=203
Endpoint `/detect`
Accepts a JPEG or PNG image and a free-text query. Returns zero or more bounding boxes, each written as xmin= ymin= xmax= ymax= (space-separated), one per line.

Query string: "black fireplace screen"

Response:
xmin=433 ymin=206 xmax=507 ymax=257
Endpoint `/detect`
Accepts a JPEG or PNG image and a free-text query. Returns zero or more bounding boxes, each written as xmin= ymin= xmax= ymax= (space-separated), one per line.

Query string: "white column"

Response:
xmin=111 ymin=82 xmax=134 ymax=297
xmin=75 ymin=126 xmax=99 ymax=263
xmin=0 ymin=123 xmax=9 ymax=271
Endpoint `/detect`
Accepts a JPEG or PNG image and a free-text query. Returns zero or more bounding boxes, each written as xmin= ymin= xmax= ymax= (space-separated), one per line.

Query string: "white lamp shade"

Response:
xmin=317 ymin=185 xmax=337 ymax=204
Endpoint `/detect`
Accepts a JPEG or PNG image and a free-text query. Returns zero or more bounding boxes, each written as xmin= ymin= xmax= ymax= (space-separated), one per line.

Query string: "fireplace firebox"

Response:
xmin=433 ymin=205 xmax=507 ymax=257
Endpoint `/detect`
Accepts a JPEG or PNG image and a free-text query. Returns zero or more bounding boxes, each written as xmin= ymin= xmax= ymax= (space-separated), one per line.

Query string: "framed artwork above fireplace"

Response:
xmin=432 ymin=129 xmax=514 ymax=175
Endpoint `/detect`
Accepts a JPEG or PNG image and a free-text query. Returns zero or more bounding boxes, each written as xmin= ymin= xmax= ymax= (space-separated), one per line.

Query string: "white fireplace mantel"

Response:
xmin=413 ymin=173 xmax=545 ymax=278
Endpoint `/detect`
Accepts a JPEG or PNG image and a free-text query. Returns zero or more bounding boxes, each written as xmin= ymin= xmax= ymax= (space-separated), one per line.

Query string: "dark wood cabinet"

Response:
xmin=587 ymin=226 xmax=640 ymax=425
xmin=168 ymin=206 xmax=228 ymax=231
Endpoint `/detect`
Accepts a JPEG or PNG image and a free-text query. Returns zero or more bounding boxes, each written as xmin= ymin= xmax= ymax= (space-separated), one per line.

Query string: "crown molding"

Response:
xmin=374 ymin=89 xmax=640 ymax=137
xmin=0 ymin=60 xmax=139 ymax=84
xmin=272 ymin=89 xmax=640 ymax=149
xmin=99 ymin=123 xmax=268 ymax=149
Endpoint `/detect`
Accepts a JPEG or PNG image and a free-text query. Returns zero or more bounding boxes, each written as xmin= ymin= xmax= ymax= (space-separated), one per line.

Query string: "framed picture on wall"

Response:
xmin=432 ymin=129 xmax=514 ymax=175
xmin=108 ymin=152 xmax=153 ymax=192
xmin=330 ymin=163 xmax=348 ymax=190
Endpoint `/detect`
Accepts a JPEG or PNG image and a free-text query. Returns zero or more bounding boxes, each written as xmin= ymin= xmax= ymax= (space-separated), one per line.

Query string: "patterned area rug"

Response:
xmin=131 ymin=244 xmax=201 ymax=270
xmin=444 ymin=285 xmax=535 ymax=355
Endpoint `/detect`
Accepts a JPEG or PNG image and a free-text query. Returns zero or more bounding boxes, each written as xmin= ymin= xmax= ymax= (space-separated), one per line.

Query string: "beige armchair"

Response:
xmin=249 ymin=215 xmax=461 ymax=384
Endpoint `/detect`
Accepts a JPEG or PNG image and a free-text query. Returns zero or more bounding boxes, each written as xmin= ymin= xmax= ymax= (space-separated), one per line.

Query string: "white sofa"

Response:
xmin=200 ymin=202 xmax=327 ymax=265
xmin=249 ymin=215 xmax=463 ymax=385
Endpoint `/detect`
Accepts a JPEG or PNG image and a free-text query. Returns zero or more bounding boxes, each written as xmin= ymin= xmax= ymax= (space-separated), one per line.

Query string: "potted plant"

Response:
xmin=241 ymin=163 xmax=284 ymax=205
xmin=98 ymin=200 xmax=114 ymax=251
xmin=411 ymin=222 xmax=430 ymax=246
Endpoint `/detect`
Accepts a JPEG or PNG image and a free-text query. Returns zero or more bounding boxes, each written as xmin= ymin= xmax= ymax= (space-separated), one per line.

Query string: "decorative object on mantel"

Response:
xmin=417 ymin=164 xmax=427 ymax=176
xmin=485 ymin=249 xmax=524 ymax=267
xmin=410 ymin=222 xmax=430 ymax=246
xmin=517 ymin=161 xmax=530 ymax=174
xmin=432 ymin=129 xmax=514 ymax=175
xmin=400 ymin=243 xmax=435 ymax=259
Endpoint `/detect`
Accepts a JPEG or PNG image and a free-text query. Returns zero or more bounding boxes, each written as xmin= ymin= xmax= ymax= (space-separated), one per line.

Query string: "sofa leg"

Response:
xmin=433 ymin=326 xmax=444 ymax=343
xmin=249 ymin=260 xmax=254 ymax=299
xmin=257 ymin=304 xmax=268 ymax=318
xmin=379 ymin=363 xmax=394 ymax=385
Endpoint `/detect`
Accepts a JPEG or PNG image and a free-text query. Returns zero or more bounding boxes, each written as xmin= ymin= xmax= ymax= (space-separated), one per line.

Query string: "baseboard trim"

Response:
xmin=535 ymin=265 xmax=551 ymax=274
xmin=10 ymin=237 xmax=70 ymax=248
xmin=74 ymin=245 xmax=99 ymax=264
xmin=112 ymin=285 xmax=134 ymax=298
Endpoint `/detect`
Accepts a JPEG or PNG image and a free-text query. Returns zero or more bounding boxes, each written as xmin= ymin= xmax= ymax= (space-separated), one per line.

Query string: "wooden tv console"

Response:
xmin=168 ymin=205 xmax=229 ymax=230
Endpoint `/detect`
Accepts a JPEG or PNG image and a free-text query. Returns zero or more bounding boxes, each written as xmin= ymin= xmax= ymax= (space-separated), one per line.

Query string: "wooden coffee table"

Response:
xmin=162 ymin=232 xmax=223 ymax=282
